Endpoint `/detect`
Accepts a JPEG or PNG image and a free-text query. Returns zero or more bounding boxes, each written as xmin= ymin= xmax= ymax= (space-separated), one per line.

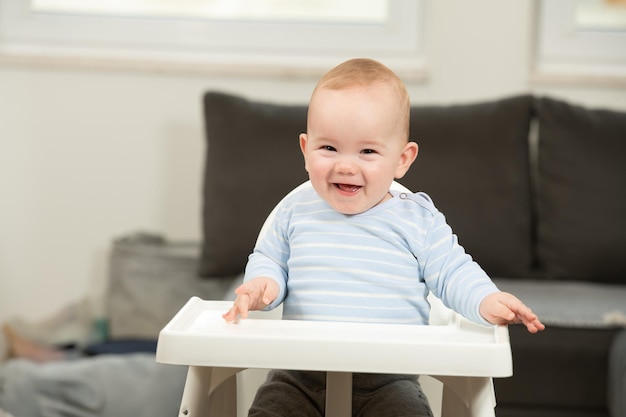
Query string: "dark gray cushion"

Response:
xmin=404 ymin=95 xmax=534 ymax=278
xmin=200 ymin=92 xmax=309 ymax=277
xmin=200 ymin=92 xmax=534 ymax=278
xmin=534 ymin=97 xmax=626 ymax=283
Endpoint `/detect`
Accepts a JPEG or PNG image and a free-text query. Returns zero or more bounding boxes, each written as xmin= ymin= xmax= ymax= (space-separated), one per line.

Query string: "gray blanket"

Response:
xmin=0 ymin=354 xmax=186 ymax=417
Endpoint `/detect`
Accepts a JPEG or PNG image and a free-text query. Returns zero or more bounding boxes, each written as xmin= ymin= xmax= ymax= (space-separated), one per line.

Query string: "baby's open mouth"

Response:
xmin=335 ymin=183 xmax=362 ymax=193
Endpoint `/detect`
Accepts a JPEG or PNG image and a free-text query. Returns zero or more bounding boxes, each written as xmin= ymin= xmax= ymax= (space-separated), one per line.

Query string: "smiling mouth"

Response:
xmin=335 ymin=183 xmax=362 ymax=193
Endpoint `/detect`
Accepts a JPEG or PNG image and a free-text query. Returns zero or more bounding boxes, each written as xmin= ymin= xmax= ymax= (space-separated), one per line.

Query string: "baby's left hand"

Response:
xmin=480 ymin=292 xmax=545 ymax=333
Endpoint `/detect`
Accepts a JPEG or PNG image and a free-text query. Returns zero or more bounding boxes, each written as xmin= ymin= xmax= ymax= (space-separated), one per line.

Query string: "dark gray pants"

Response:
xmin=249 ymin=370 xmax=433 ymax=417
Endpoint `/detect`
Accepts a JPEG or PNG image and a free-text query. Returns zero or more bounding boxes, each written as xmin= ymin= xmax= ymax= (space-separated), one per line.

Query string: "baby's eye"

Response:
xmin=322 ymin=145 xmax=337 ymax=152
xmin=361 ymin=149 xmax=377 ymax=154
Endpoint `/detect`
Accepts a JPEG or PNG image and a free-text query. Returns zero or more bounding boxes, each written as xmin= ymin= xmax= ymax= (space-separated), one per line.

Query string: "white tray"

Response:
xmin=156 ymin=297 xmax=511 ymax=378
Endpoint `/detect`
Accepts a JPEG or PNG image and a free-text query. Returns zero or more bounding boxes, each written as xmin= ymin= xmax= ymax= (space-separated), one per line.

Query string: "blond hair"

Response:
xmin=310 ymin=58 xmax=410 ymax=138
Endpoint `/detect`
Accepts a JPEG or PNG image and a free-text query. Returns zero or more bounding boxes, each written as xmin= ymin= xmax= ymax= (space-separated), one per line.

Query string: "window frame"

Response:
xmin=0 ymin=0 xmax=427 ymax=80
xmin=533 ymin=0 xmax=626 ymax=84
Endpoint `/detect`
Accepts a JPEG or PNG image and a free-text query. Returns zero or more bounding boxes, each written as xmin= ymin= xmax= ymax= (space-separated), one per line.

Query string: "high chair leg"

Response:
xmin=179 ymin=366 xmax=239 ymax=417
xmin=437 ymin=376 xmax=495 ymax=417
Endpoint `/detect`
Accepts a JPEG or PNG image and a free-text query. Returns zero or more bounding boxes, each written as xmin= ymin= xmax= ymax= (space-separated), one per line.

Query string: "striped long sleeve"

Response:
xmin=244 ymin=186 xmax=499 ymax=326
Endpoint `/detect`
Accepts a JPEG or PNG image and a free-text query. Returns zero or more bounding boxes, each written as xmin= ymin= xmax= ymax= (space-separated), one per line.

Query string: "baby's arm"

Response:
xmin=222 ymin=277 xmax=280 ymax=322
xmin=479 ymin=292 xmax=546 ymax=333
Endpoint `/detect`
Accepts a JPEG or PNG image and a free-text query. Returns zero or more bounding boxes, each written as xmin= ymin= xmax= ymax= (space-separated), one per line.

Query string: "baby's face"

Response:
xmin=300 ymin=85 xmax=416 ymax=215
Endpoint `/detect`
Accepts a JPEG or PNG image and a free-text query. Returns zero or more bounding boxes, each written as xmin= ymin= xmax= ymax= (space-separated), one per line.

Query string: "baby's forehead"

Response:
xmin=318 ymin=79 xmax=396 ymax=94
xmin=313 ymin=83 xmax=402 ymax=106
xmin=309 ymin=84 xmax=409 ymax=136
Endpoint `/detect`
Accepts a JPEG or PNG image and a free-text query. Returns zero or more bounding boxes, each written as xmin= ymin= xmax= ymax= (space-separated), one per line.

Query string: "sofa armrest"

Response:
xmin=609 ymin=330 xmax=626 ymax=417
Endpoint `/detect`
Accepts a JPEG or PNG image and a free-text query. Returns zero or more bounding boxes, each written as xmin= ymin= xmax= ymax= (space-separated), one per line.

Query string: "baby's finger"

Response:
xmin=261 ymin=286 xmax=277 ymax=306
xmin=511 ymin=303 xmax=541 ymax=325
xmin=234 ymin=282 xmax=252 ymax=296
xmin=512 ymin=301 xmax=536 ymax=319
xmin=491 ymin=302 xmax=517 ymax=323
xmin=222 ymin=305 xmax=240 ymax=322
xmin=521 ymin=315 xmax=545 ymax=333
xmin=236 ymin=293 xmax=252 ymax=319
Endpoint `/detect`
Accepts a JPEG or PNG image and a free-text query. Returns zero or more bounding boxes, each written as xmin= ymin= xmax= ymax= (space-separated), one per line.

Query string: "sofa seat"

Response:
xmin=495 ymin=326 xmax=620 ymax=417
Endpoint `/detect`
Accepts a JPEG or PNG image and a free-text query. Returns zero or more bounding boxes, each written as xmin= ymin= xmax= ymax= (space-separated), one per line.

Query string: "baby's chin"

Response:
xmin=327 ymin=199 xmax=376 ymax=216
xmin=334 ymin=207 xmax=365 ymax=215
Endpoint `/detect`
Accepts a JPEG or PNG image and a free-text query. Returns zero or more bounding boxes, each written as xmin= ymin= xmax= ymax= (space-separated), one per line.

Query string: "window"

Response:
xmin=534 ymin=0 xmax=626 ymax=83
xmin=0 ymin=0 xmax=426 ymax=79
xmin=31 ymin=0 xmax=389 ymax=23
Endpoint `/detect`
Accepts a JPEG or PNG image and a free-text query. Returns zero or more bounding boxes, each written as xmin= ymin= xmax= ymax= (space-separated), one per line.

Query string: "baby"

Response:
xmin=224 ymin=58 xmax=544 ymax=417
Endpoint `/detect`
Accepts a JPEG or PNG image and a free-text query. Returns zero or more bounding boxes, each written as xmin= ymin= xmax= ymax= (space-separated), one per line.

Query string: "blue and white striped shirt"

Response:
xmin=244 ymin=185 xmax=499 ymax=326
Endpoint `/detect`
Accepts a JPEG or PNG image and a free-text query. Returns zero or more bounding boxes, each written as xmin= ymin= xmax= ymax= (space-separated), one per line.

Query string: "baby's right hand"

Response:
xmin=222 ymin=277 xmax=280 ymax=322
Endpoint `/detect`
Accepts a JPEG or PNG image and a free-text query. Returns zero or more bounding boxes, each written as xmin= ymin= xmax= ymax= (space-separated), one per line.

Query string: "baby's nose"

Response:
xmin=334 ymin=156 xmax=358 ymax=174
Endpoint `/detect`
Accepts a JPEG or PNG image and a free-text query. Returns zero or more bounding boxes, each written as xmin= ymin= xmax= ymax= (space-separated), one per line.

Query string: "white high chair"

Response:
xmin=156 ymin=182 xmax=512 ymax=417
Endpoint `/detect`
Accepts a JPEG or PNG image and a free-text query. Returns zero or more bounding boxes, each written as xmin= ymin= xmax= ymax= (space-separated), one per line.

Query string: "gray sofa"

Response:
xmin=194 ymin=92 xmax=626 ymax=417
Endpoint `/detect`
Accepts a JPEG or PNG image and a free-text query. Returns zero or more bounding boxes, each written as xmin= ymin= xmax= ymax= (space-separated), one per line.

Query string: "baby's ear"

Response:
xmin=299 ymin=133 xmax=308 ymax=154
xmin=395 ymin=141 xmax=418 ymax=179
xmin=299 ymin=133 xmax=310 ymax=172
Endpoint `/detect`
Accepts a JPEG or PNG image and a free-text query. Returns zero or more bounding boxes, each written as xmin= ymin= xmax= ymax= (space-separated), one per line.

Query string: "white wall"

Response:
xmin=1 ymin=1 xmax=625 ymax=323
